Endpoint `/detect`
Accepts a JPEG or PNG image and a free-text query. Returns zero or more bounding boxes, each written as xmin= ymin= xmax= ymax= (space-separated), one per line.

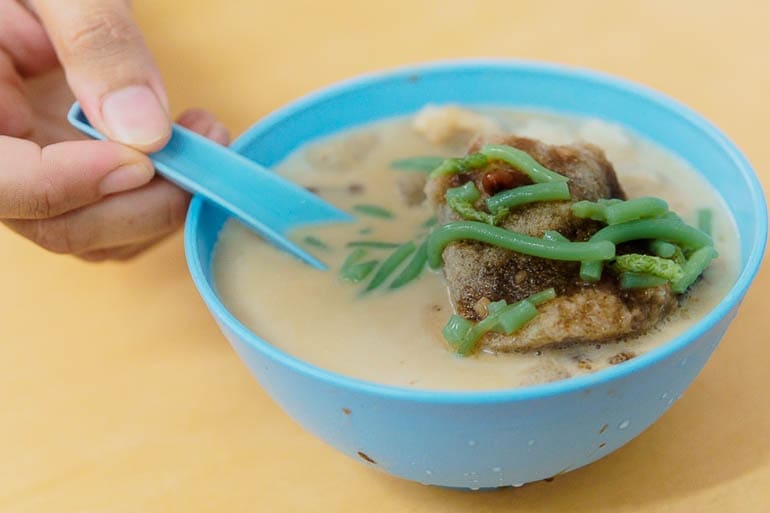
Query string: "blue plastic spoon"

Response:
xmin=67 ymin=103 xmax=352 ymax=269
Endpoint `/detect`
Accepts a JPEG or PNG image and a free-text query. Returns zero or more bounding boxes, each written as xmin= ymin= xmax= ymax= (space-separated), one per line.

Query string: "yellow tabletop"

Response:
xmin=2 ymin=1 xmax=769 ymax=511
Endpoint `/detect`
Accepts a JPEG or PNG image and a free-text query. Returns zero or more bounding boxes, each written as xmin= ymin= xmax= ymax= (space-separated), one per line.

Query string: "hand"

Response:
xmin=0 ymin=1 xmax=230 ymax=261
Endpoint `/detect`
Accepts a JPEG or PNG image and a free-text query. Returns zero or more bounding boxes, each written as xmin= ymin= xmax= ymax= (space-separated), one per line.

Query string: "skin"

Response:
xmin=0 ymin=0 xmax=231 ymax=261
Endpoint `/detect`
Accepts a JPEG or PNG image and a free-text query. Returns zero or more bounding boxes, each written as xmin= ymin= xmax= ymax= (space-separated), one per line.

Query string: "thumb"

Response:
xmin=30 ymin=0 xmax=171 ymax=152
xmin=0 ymin=136 xmax=154 ymax=219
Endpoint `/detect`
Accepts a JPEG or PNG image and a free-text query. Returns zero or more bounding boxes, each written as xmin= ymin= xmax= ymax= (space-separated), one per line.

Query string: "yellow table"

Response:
xmin=2 ymin=1 xmax=769 ymax=511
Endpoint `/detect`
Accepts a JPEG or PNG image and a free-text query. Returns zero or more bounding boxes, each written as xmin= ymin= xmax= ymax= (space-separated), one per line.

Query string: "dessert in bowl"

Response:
xmin=185 ymin=60 xmax=767 ymax=488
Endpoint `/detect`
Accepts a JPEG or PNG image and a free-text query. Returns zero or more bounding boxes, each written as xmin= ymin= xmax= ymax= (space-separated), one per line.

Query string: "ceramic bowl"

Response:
xmin=185 ymin=60 xmax=767 ymax=488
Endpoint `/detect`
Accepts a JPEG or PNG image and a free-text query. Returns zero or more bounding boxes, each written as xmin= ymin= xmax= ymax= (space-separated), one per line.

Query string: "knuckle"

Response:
xmin=27 ymin=175 xmax=61 ymax=218
xmin=62 ymin=7 xmax=140 ymax=60
xmin=3 ymin=140 xmax=68 ymax=219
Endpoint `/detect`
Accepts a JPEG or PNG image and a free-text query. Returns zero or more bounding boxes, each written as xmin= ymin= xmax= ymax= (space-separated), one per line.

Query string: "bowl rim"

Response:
xmin=185 ymin=58 xmax=768 ymax=403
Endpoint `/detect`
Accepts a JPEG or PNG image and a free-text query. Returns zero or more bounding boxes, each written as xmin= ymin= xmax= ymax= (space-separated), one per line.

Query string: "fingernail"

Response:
xmin=101 ymin=85 xmax=170 ymax=147
xmin=100 ymin=164 xmax=154 ymax=195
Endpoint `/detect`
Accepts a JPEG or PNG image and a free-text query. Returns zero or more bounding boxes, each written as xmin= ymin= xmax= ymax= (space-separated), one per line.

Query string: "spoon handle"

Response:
xmin=68 ymin=103 xmax=351 ymax=269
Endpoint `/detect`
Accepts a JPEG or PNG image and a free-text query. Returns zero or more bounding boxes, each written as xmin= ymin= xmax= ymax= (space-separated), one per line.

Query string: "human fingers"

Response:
xmin=0 ymin=0 xmax=58 ymax=76
xmin=4 ymin=177 xmax=189 ymax=255
xmin=176 ymin=108 xmax=231 ymax=146
xmin=3 ymin=108 xmax=231 ymax=258
xmin=30 ymin=0 xmax=171 ymax=151
xmin=0 ymin=135 xmax=154 ymax=219
xmin=77 ymin=234 xmax=170 ymax=262
xmin=0 ymin=51 xmax=33 ymax=137
xmin=70 ymin=110 xmax=231 ymax=258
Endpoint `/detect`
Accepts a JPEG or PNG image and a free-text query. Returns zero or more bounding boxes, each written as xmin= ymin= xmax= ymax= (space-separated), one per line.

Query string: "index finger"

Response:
xmin=0 ymin=136 xmax=154 ymax=219
xmin=29 ymin=0 xmax=171 ymax=151
xmin=0 ymin=1 xmax=57 ymax=76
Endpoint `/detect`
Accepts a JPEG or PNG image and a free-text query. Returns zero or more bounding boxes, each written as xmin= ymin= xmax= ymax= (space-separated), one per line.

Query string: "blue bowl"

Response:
xmin=184 ymin=60 xmax=767 ymax=488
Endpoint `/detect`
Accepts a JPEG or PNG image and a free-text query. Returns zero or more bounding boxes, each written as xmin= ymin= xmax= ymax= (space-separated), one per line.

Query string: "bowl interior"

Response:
xmin=186 ymin=60 xmax=767 ymax=397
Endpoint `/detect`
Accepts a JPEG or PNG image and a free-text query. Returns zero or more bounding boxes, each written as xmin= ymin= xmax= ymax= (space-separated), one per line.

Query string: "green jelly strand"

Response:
xmin=429 ymin=153 xmax=489 ymax=179
xmin=671 ymin=246 xmax=718 ymax=293
xmin=619 ymin=272 xmax=669 ymax=289
xmin=427 ymin=221 xmax=615 ymax=269
xmin=479 ymin=144 xmax=568 ymax=183
xmin=365 ymin=241 xmax=417 ymax=292
xmin=486 ymin=181 xmax=571 ymax=214
xmin=390 ymin=156 xmax=446 ymax=172
xmin=340 ymin=260 xmax=379 ymax=283
xmin=346 ymin=241 xmax=401 ymax=249
xmin=579 ymin=218 xmax=713 ymax=282
xmin=389 ymin=241 xmax=428 ymax=289
xmin=526 ymin=287 xmax=557 ymax=306
xmin=697 ymin=208 xmax=713 ymax=237
xmin=648 ymin=239 xmax=677 ymax=258
xmin=352 ymin=204 xmax=394 ymax=219
xmin=572 ymin=200 xmax=610 ymax=222
xmin=542 ymin=230 xmax=570 ymax=242
xmin=340 ymin=248 xmax=378 ymax=283
xmin=443 ymin=289 xmax=555 ymax=356
xmin=302 ymin=235 xmax=328 ymax=250
xmin=604 ymin=197 xmax=668 ymax=225
xmin=446 ymin=182 xmax=507 ymax=225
